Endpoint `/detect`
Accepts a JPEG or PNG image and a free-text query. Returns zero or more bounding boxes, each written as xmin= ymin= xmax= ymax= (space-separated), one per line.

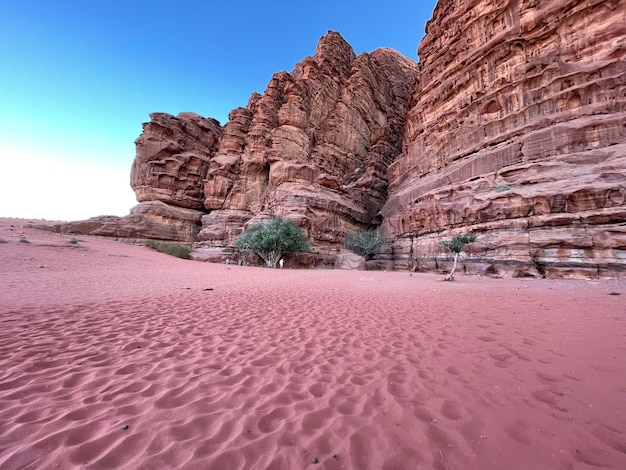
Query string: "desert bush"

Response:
xmin=494 ymin=184 xmax=511 ymax=192
xmin=68 ymin=238 xmax=79 ymax=244
xmin=235 ymin=217 xmax=309 ymax=268
xmin=0 ymin=237 xmax=7 ymax=243
xmin=345 ymin=229 xmax=387 ymax=260
xmin=19 ymin=237 xmax=30 ymax=244
xmin=144 ymin=240 xmax=192 ymax=259
xmin=439 ymin=234 xmax=476 ymax=281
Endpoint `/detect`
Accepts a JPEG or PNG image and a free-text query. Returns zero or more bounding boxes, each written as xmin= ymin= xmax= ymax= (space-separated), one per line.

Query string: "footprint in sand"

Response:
xmin=257 ymin=407 xmax=291 ymax=433
xmin=440 ymin=399 xmax=464 ymax=420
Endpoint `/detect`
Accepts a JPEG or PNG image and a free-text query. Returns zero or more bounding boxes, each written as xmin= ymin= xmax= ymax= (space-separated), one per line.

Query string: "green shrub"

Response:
xmin=235 ymin=217 xmax=309 ymax=267
xmin=345 ymin=229 xmax=387 ymax=260
xmin=0 ymin=237 xmax=7 ymax=243
xmin=144 ymin=240 xmax=192 ymax=259
xmin=19 ymin=237 xmax=30 ymax=244
xmin=494 ymin=184 xmax=511 ymax=192
xmin=68 ymin=238 xmax=79 ymax=244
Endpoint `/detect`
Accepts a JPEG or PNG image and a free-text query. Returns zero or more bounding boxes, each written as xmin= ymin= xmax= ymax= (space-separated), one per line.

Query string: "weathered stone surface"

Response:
xmin=197 ymin=210 xmax=252 ymax=246
xmin=200 ymin=31 xmax=419 ymax=255
xmin=382 ymin=0 xmax=626 ymax=278
xmin=334 ymin=251 xmax=366 ymax=270
xmin=131 ymin=112 xmax=221 ymax=209
xmin=189 ymin=246 xmax=240 ymax=264
xmin=55 ymin=201 xmax=203 ymax=242
xmin=62 ymin=10 xmax=626 ymax=278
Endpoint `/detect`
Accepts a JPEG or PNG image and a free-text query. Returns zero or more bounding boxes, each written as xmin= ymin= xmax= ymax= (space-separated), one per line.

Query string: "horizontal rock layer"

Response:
xmin=382 ymin=0 xmax=626 ymax=278
xmin=55 ymin=201 xmax=203 ymax=242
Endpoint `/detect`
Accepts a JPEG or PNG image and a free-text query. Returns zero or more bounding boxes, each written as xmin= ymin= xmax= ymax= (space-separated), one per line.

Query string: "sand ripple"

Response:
xmin=1 ymin=225 xmax=625 ymax=468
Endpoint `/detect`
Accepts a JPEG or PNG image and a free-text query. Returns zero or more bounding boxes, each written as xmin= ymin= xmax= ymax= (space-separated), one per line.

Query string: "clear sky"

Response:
xmin=0 ymin=0 xmax=438 ymax=221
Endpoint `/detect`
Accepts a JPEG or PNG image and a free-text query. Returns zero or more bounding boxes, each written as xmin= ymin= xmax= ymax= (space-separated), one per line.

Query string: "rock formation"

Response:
xmin=58 ymin=201 xmax=205 ymax=242
xmin=57 ymin=1 xmax=626 ymax=277
xmin=382 ymin=0 xmax=626 ymax=278
xmin=197 ymin=31 xmax=419 ymax=266
xmin=131 ymin=112 xmax=221 ymax=210
xmin=334 ymin=251 xmax=366 ymax=270
xmin=58 ymin=112 xmax=221 ymax=242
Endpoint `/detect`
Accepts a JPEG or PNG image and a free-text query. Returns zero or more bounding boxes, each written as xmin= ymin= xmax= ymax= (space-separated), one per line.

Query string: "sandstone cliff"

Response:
xmin=196 ymin=31 xmax=419 ymax=266
xmin=57 ymin=2 xmax=626 ymax=277
xmin=382 ymin=0 xmax=626 ymax=278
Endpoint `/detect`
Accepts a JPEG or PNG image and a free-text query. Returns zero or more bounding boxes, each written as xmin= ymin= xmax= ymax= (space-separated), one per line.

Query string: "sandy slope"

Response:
xmin=1 ymin=219 xmax=625 ymax=469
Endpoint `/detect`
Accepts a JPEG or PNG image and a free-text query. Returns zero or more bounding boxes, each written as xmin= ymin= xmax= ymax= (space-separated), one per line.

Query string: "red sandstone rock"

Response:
xmin=334 ymin=251 xmax=366 ymax=270
xmin=189 ymin=246 xmax=239 ymax=264
xmin=55 ymin=201 xmax=203 ymax=242
xmin=196 ymin=210 xmax=252 ymax=246
xmin=131 ymin=112 xmax=221 ymax=209
xmin=57 ymin=112 xmax=221 ymax=242
xmin=58 ymin=10 xmax=626 ymax=278
xmin=382 ymin=0 xmax=626 ymax=278
xmin=201 ymin=31 xmax=419 ymax=255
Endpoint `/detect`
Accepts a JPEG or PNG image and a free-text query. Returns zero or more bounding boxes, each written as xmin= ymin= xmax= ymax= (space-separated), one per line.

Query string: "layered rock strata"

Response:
xmin=56 ymin=32 xmax=419 ymax=259
xmin=57 ymin=3 xmax=626 ymax=277
xmin=197 ymin=31 xmax=419 ymax=264
xmin=382 ymin=0 xmax=626 ymax=278
xmin=131 ymin=112 xmax=221 ymax=209
xmin=56 ymin=201 xmax=204 ymax=242
xmin=57 ymin=113 xmax=220 ymax=243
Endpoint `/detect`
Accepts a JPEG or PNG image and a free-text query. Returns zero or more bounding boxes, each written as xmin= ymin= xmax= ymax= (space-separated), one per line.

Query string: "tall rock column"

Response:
xmin=109 ymin=112 xmax=222 ymax=241
xmin=198 ymin=31 xmax=419 ymax=264
xmin=131 ymin=112 xmax=221 ymax=209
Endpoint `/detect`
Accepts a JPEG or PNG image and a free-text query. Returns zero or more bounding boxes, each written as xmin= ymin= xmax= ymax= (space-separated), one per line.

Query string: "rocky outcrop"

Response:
xmin=56 ymin=201 xmax=203 ymax=242
xmin=56 ymin=5 xmax=626 ymax=278
xmin=199 ymin=31 xmax=419 ymax=254
xmin=334 ymin=251 xmax=366 ymax=270
xmin=131 ymin=112 xmax=222 ymax=209
xmin=55 ymin=32 xmax=419 ymax=255
xmin=382 ymin=0 xmax=626 ymax=278
xmin=58 ymin=112 xmax=222 ymax=242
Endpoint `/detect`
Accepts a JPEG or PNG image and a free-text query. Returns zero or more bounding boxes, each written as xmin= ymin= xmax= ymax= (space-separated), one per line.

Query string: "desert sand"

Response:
xmin=1 ymin=219 xmax=625 ymax=470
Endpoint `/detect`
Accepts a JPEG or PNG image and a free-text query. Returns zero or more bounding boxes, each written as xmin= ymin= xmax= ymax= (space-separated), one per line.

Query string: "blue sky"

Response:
xmin=0 ymin=0 xmax=438 ymax=221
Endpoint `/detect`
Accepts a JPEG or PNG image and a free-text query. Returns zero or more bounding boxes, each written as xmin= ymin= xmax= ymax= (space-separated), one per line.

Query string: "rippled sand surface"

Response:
xmin=1 ymin=219 xmax=625 ymax=469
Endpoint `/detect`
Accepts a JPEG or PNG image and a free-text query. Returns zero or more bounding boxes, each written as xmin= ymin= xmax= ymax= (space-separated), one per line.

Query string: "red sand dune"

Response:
xmin=1 ymin=219 xmax=625 ymax=469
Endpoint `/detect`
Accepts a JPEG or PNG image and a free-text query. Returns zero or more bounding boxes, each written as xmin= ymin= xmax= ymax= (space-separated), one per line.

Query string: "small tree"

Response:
xmin=235 ymin=217 xmax=309 ymax=268
xmin=346 ymin=229 xmax=387 ymax=260
xmin=439 ymin=234 xmax=476 ymax=281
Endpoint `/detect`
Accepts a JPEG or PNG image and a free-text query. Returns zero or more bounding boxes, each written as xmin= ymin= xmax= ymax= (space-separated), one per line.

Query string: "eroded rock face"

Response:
xmin=334 ymin=251 xmax=366 ymax=270
xmin=131 ymin=112 xmax=222 ymax=209
xmin=59 ymin=11 xmax=626 ymax=278
xmin=199 ymin=32 xmax=419 ymax=254
xmin=382 ymin=0 xmax=626 ymax=278
xmin=61 ymin=32 xmax=418 ymax=253
xmin=55 ymin=201 xmax=203 ymax=242
xmin=58 ymin=112 xmax=221 ymax=243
